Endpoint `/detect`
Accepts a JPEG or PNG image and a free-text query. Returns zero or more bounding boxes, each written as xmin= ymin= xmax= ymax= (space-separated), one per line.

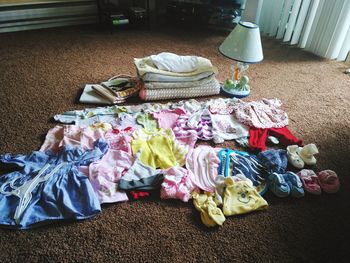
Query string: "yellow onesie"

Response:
xmin=131 ymin=128 xmax=187 ymax=169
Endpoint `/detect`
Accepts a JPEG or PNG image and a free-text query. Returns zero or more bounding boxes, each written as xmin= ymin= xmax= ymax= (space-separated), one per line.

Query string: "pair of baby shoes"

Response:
xmin=268 ymin=171 xmax=304 ymax=198
xmin=287 ymin=143 xmax=319 ymax=169
xmin=296 ymin=169 xmax=340 ymax=194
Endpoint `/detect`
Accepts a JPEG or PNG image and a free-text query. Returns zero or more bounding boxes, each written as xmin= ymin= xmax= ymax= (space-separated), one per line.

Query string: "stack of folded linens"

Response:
xmin=135 ymin=52 xmax=220 ymax=101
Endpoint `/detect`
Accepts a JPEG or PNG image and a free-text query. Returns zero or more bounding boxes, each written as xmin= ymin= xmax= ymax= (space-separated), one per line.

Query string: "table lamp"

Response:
xmin=219 ymin=21 xmax=263 ymax=98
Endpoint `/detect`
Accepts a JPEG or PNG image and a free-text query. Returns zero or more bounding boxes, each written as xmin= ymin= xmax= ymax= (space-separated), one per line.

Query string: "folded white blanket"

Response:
xmin=134 ymin=55 xmax=217 ymax=77
xmin=150 ymin=52 xmax=199 ymax=73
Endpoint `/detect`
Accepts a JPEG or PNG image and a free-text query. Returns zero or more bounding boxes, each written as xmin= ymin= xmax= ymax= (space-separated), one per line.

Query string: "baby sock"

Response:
xmin=192 ymin=192 xmax=216 ymax=227
xmin=206 ymin=196 xmax=226 ymax=226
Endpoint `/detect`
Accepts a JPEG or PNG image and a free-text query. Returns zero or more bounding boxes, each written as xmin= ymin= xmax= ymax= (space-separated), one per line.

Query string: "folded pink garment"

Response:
xmin=139 ymin=78 xmax=220 ymax=101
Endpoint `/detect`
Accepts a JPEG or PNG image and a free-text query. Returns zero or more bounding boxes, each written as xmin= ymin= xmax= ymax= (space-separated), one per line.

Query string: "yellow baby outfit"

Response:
xmin=223 ymin=177 xmax=268 ymax=216
xmin=131 ymin=128 xmax=187 ymax=169
xmin=192 ymin=192 xmax=225 ymax=227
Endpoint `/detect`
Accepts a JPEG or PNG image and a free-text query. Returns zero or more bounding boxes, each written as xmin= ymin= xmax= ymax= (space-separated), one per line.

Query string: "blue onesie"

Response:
xmin=218 ymin=148 xmax=268 ymax=195
xmin=0 ymin=140 xmax=108 ymax=229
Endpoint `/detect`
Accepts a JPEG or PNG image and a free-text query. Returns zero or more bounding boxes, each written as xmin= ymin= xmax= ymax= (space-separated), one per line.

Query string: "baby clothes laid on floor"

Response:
xmin=83 ymin=149 xmax=132 ymax=204
xmin=0 ymin=140 xmax=108 ymax=229
xmin=85 ymin=130 xmax=134 ymax=204
xmin=40 ymin=124 xmax=110 ymax=153
xmin=186 ymin=145 xmax=220 ymax=193
xmin=257 ymin=149 xmax=288 ymax=174
xmin=172 ymin=113 xmax=199 ymax=138
xmin=105 ymin=127 xmax=134 ymax=154
xmin=222 ymin=177 xmax=268 ymax=216
xmin=112 ymin=113 xmax=143 ymax=130
xmin=136 ymin=113 xmax=159 ymax=131
xmin=211 ymin=112 xmax=249 ymax=144
xmin=249 ymin=126 xmax=303 ymax=151
xmin=151 ymin=108 xmax=186 ymax=129
xmin=131 ymin=128 xmax=188 ymax=169
xmin=189 ymin=109 xmax=214 ymax=140
xmin=192 ymin=192 xmax=226 ymax=227
xmin=160 ymin=166 xmax=197 ymax=202
xmin=40 ymin=125 xmax=134 ymax=204
xmin=218 ymin=148 xmax=268 ymax=195
xmin=118 ymin=153 xmax=164 ymax=191
xmin=173 ymin=109 xmax=213 ymax=140
xmin=39 ymin=125 xmax=65 ymax=152
xmin=232 ymin=98 xmax=289 ymax=129
xmin=258 ymin=149 xmax=304 ymax=198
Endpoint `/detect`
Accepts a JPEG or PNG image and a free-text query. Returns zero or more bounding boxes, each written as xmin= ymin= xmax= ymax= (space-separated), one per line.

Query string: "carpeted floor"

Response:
xmin=0 ymin=24 xmax=349 ymax=263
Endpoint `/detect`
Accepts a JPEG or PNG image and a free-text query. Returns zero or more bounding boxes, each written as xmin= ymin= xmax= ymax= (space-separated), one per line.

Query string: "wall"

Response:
xmin=0 ymin=0 xmax=98 ymax=33
xmin=346 ymin=52 xmax=350 ymax=66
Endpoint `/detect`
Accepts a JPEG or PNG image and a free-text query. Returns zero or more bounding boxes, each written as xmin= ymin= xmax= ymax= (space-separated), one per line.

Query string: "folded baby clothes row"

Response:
xmin=134 ymin=52 xmax=220 ymax=101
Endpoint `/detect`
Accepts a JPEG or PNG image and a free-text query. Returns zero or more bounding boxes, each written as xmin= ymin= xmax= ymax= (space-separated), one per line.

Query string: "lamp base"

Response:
xmin=220 ymin=83 xmax=250 ymax=98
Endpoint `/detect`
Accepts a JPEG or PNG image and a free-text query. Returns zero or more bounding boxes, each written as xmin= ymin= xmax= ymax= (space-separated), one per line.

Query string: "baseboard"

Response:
xmin=0 ymin=17 xmax=97 ymax=33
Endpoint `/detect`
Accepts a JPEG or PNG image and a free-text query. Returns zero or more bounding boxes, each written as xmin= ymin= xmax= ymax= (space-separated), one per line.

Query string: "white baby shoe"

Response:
xmin=299 ymin=143 xmax=319 ymax=166
xmin=287 ymin=145 xmax=304 ymax=169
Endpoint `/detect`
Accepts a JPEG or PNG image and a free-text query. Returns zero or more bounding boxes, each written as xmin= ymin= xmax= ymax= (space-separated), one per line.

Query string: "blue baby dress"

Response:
xmin=0 ymin=140 xmax=108 ymax=229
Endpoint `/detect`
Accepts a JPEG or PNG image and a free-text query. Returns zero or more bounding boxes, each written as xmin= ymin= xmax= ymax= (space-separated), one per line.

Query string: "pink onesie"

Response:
xmin=160 ymin=166 xmax=198 ymax=202
xmin=85 ymin=128 xmax=134 ymax=204
xmin=152 ymin=108 xmax=186 ymax=129
xmin=186 ymin=145 xmax=220 ymax=192
xmin=87 ymin=148 xmax=133 ymax=203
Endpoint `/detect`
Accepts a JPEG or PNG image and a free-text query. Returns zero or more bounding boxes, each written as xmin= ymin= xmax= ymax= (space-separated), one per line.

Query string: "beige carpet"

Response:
xmin=0 ymin=24 xmax=349 ymax=262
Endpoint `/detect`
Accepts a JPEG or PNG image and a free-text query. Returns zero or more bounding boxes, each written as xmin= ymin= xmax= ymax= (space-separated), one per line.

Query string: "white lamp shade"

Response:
xmin=219 ymin=21 xmax=263 ymax=63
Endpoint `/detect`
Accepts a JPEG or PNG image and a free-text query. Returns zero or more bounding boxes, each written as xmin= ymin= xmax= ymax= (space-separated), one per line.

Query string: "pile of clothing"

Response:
xmin=0 ymin=98 xmax=340 ymax=229
xmin=135 ymin=52 xmax=221 ymax=101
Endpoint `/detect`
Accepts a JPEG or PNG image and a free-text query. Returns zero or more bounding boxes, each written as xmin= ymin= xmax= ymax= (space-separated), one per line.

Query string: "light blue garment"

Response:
xmin=0 ymin=140 xmax=108 ymax=229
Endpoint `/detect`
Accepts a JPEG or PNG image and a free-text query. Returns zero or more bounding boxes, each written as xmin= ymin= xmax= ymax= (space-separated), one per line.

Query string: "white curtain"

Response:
xmin=257 ymin=0 xmax=350 ymax=61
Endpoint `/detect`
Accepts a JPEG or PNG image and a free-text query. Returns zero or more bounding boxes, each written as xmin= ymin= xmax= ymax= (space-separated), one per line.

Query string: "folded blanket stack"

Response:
xmin=135 ymin=52 xmax=220 ymax=101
